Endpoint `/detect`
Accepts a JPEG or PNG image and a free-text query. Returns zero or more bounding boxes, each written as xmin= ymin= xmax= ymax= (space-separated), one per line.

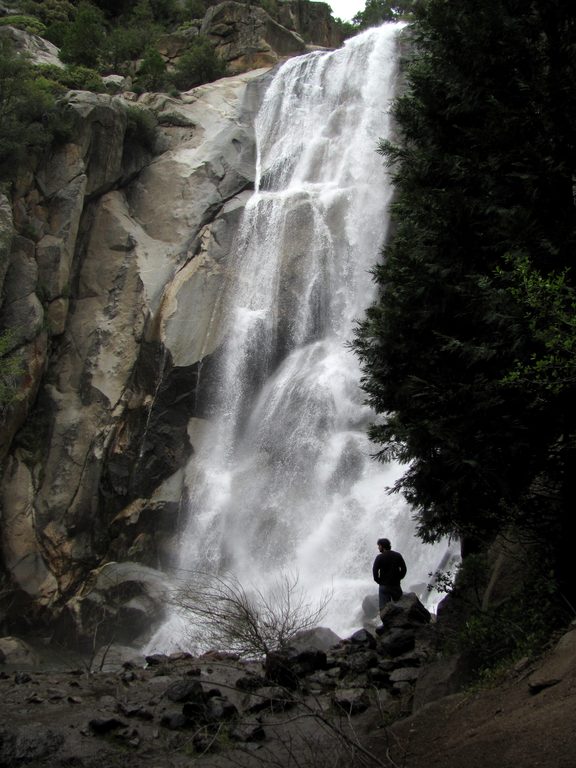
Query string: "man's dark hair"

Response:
xmin=377 ymin=538 xmax=391 ymax=550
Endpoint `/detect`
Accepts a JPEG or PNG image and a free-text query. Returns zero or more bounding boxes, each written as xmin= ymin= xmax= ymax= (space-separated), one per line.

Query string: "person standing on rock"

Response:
xmin=373 ymin=537 xmax=407 ymax=613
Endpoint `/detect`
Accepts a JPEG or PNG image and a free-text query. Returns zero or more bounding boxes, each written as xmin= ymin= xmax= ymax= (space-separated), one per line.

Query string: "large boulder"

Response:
xmin=0 ymin=25 xmax=63 ymax=67
xmin=380 ymin=593 xmax=431 ymax=629
xmin=277 ymin=0 xmax=343 ymax=48
xmin=0 ymin=636 xmax=40 ymax=666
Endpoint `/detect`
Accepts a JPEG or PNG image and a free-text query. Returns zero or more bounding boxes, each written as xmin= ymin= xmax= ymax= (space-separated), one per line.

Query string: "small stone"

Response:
xmin=229 ymin=722 xmax=266 ymax=742
xmin=332 ymin=688 xmax=370 ymax=715
xmin=89 ymin=717 xmax=126 ymax=734
xmin=26 ymin=693 xmax=45 ymax=704
xmin=159 ymin=712 xmax=190 ymax=730
xmin=529 ymin=678 xmax=561 ymax=694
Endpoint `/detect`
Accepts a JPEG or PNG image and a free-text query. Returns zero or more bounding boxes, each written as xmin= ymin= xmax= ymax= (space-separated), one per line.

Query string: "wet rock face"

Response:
xmin=0 ymin=69 xmax=266 ymax=639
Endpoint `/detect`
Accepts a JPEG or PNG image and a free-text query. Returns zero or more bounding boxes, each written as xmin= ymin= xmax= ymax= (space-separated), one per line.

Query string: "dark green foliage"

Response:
xmin=21 ymin=0 xmax=76 ymax=26
xmin=0 ymin=330 xmax=22 ymax=411
xmin=104 ymin=26 xmax=154 ymax=71
xmin=435 ymin=550 xmax=568 ymax=675
xmin=135 ymin=46 xmax=167 ymax=91
xmin=183 ymin=0 xmax=209 ymax=19
xmin=353 ymin=0 xmax=415 ymax=28
xmin=37 ymin=63 xmax=106 ymax=93
xmin=59 ymin=2 xmax=106 ymax=68
xmin=0 ymin=15 xmax=47 ymax=35
xmin=170 ymin=36 xmax=226 ymax=91
xmin=124 ymin=105 xmax=158 ymax=152
xmin=353 ymin=1 xmax=576 ymax=599
xmin=0 ymin=41 xmax=60 ymax=179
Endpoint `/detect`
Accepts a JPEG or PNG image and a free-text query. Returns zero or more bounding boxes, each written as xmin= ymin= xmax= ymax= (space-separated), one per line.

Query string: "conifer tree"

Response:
xmin=354 ymin=1 xmax=576 ymax=591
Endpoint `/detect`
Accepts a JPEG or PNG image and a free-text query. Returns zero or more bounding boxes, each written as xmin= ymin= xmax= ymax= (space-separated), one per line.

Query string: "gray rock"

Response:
xmin=412 ymin=653 xmax=475 ymax=711
xmin=0 ymin=26 xmax=63 ymax=67
xmin=89 ymin=717 xmax=126 ymax=734
xmin=346 ymin=650 xmax=379 ymax=673
xmin=389 ymin=666 xmax=421 ymax=684
xmin=201 ymin=1 xmax=306 ymax=74
xmin=380 ymin=592 xmax=431 ymax=630
xmin=160 ymin=712 xmax=191 ymax=730
xmin=165 ymin=679 xmax=205 ymax=703
xmin=244 ymin=685 xmax=294 ymax=713
xmin=290 ymin=626 xmax=341 ymax=652
xmin=0 ymin=60 xmax=269 ymax=634
xmin=0 ymin=725 xmax=64 ymax=765
xmin=229 ymin=721 xmax=266 ymax=742
xmin=332 ymin=687 xmax=370 ymax=715
xmin=379 ymin=628 xmax=416 ymax=657
xmin=0 ymin=637 xmax=40 ymax=666
xmin=205 ymin=695 xmax=238 ymax=720
xmin=348 ymin=628 xmax=377 ymax=649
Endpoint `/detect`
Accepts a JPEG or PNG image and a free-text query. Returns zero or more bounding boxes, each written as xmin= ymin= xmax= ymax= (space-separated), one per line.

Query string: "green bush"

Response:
xmin=124 ymin=106 xmax=158 ymax=153
xmin=0 ymin=15 xmax=47 ymax=35
xmin=135 ymin=46 xmax=167 ymax=91
xmin=59 ymin=2 xmax=106 ymax=68
xmin=37 ymin=63 xmax=106 ymax=93
xmin=104 ymin=25 xmax=153 ymax=71
xmin=0 ymin=42 xmax=53 ymax=178
xmin=62 ymin=65 xmax=106 ymax=92
xmin=182 ymin=0 xmax=208 ymax=20
xmin=436 ymin=549 xmax=569 ymax=677
xmin=21 ymin=0 xmax=76 ymax=26
xmin=170 ymin=36 xmax=226 ymax=91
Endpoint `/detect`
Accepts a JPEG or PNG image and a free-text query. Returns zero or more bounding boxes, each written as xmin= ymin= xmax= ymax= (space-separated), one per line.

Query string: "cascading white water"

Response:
xmin=150 ymin=23 xmax=456 ymax=652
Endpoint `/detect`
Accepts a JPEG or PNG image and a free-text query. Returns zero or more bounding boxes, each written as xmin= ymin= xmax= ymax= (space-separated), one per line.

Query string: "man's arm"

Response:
xmin=373 ymin=555 xmax=381 ymax=583
xmin=398 ymin=555 xmax=407 ymax=580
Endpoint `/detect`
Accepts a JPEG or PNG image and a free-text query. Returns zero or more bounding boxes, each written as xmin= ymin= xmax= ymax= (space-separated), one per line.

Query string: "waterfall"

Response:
xmin=150 ymin=23 xmax=456 ymax=652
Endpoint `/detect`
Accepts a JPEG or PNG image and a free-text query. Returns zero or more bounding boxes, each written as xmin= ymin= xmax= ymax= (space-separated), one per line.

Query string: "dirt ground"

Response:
xmin=1 ymin=625 xmax=576 ymax=768
xmin=379 ymin=622 xmax=576 ymax=768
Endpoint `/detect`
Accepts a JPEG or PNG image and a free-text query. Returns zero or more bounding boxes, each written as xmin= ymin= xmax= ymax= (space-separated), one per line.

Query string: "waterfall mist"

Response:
xmin=149 ymin=23 xmax=456 ymax=652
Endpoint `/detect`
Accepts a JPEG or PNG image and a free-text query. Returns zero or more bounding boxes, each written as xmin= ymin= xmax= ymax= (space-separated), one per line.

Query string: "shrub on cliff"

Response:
xmin=59 ymin=2 xmax=107 ymax=68
xmin=170 ymin=36 xmax=226 ymax=91
xmin=0 ymin=331 xmax=22 ymax=411
xmin=0 ymin=15 xmax=47 ymax=35
xmin=0 ymin=41 xmax=57 ymax=179
xmin=124 ymin=105 xmax=159 ymax=153
xmin=135 ymin=46 xmax=168 ymax=91
xmin=37 ymin=63 xmax=106 ymax=93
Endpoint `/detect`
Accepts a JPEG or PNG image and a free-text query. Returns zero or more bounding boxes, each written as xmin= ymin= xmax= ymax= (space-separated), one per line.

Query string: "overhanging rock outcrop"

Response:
xmin=0 ymin=68 xmax=270 ymax=639
xmin=201 ymin=1 xmax=307 ymax=73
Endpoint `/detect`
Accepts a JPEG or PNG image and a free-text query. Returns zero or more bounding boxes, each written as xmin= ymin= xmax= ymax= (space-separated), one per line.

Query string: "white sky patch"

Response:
xmin=325 ymin=0 xmax=365 ymax=22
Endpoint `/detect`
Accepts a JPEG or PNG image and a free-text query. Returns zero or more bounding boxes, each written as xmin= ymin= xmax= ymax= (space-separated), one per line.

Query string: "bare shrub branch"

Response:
xmin=172 ymin=570 xmax=332 ymax=657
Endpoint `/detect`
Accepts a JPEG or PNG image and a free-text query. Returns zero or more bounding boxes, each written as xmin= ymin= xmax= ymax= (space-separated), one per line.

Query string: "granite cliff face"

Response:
xmin=0 ymin=0 xmax=334 ymax=643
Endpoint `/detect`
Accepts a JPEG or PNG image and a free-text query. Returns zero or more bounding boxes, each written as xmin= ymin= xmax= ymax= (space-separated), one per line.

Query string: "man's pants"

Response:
xmin=379 ymin=585 xmax=402 ymax=613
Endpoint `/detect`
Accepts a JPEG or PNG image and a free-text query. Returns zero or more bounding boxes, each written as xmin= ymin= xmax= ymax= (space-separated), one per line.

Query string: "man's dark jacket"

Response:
xmin=373 ymin=550 xmax=407 ymax=594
